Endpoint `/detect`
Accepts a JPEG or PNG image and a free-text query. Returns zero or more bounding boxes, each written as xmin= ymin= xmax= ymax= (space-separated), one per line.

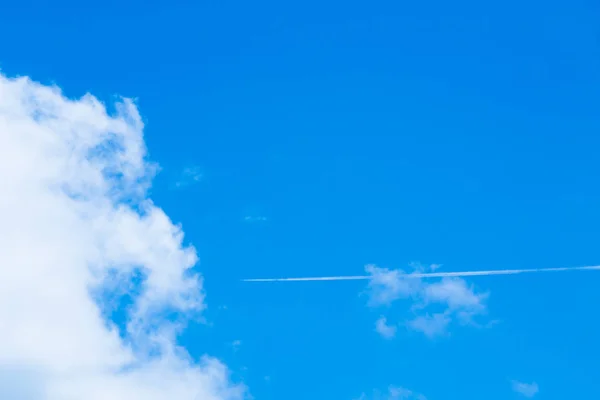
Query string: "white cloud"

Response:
xmin=365 ymin=265 xmax=420 ymax=306
xmin=365 ymin=264 xmax=488 ymax=337
xmin=0 ymin=74 xmax=245 ymax=399
xmin=375 ymin=316 xmax=397 ymax=339
xmin=511 ymin=381 xmax=539 ymax=398
xmin=407 ymin=313 xmax=450 ymax=338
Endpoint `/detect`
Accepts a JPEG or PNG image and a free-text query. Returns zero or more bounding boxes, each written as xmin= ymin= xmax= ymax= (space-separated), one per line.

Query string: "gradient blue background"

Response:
xmin=2 ymin=0 xmax=599 ymax=399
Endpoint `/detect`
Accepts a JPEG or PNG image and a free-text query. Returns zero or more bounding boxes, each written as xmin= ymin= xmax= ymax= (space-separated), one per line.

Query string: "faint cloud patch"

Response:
xmin=375 ymin=316 xmax=397 ymax=339
xmin=357 ymin=386 xmax=426 ymax=400
xmin=243 ymin=215 xmax=268 ymax=223
xmin=407 ymin=313 xmax=451 ymax=338
xmin=388 ymin=386 xmax=427 ymax=400
xmin=231 ymin=340 xmax=242 ymax=352
xmin=365 ymin=263 xmax=488 ymax=338
xmin=511 ymin=381 xmax=539 ymax=398
xmin=174 ymin=165 xmax=203 ymax=188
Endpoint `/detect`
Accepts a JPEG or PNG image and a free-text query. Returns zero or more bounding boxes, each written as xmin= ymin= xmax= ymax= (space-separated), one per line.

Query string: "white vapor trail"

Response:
xmin=242 ymin=265 xmax=600 ymax=282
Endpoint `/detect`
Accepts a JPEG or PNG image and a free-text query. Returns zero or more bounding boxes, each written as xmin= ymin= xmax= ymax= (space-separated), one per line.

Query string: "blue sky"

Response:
xmin=1 ymin=0 xmax=599 ymax=399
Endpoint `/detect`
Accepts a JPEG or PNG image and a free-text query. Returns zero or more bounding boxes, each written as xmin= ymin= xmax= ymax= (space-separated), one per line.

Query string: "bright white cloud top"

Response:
xmin=0 ymin=74 xmax=244 ymax=400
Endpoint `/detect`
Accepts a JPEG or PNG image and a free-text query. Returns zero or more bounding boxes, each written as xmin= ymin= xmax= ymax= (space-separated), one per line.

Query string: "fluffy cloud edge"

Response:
xmin=364 ymin=264 xmax=489 ymax=338
xmin=0 ymin=73 xmax=246 ymax=399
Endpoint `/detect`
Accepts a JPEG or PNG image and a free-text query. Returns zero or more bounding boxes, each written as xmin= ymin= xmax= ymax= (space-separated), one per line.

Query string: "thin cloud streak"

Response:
xmin=242 ymin=265 xmax=600 ymax=282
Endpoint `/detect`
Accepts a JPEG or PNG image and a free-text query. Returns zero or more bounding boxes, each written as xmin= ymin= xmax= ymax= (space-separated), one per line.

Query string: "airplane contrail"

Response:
xmin=242 ymin=265 xmax=600 ymax=282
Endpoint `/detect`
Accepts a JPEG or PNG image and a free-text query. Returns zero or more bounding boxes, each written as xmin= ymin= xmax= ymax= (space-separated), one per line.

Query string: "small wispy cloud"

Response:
xmin=375 ymin=316 xmax=397 ymax=339
xmin=174 ymin=165 xmax=203 ymax=188
xmin=365 ymin=264 xmax=488 ymax=338
xmin=357 ymin=386 xmax=426 ymax=400
xmin=388 ymin=386 xmax=427 ymax=400
xmin=407 ymin=313 xmax=451 ymax=338
xmin=511 ymin=381 xmax=539 ymax=398
xmin=243 ymin=215 xmax=268 ymax=223
xmin=231 ymin=340 xmax=242 ymax=351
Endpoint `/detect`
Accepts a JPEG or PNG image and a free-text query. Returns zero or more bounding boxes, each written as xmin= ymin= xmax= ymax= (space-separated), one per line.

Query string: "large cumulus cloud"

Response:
xmin=0 ymin=73 xmax=245 ymax=400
